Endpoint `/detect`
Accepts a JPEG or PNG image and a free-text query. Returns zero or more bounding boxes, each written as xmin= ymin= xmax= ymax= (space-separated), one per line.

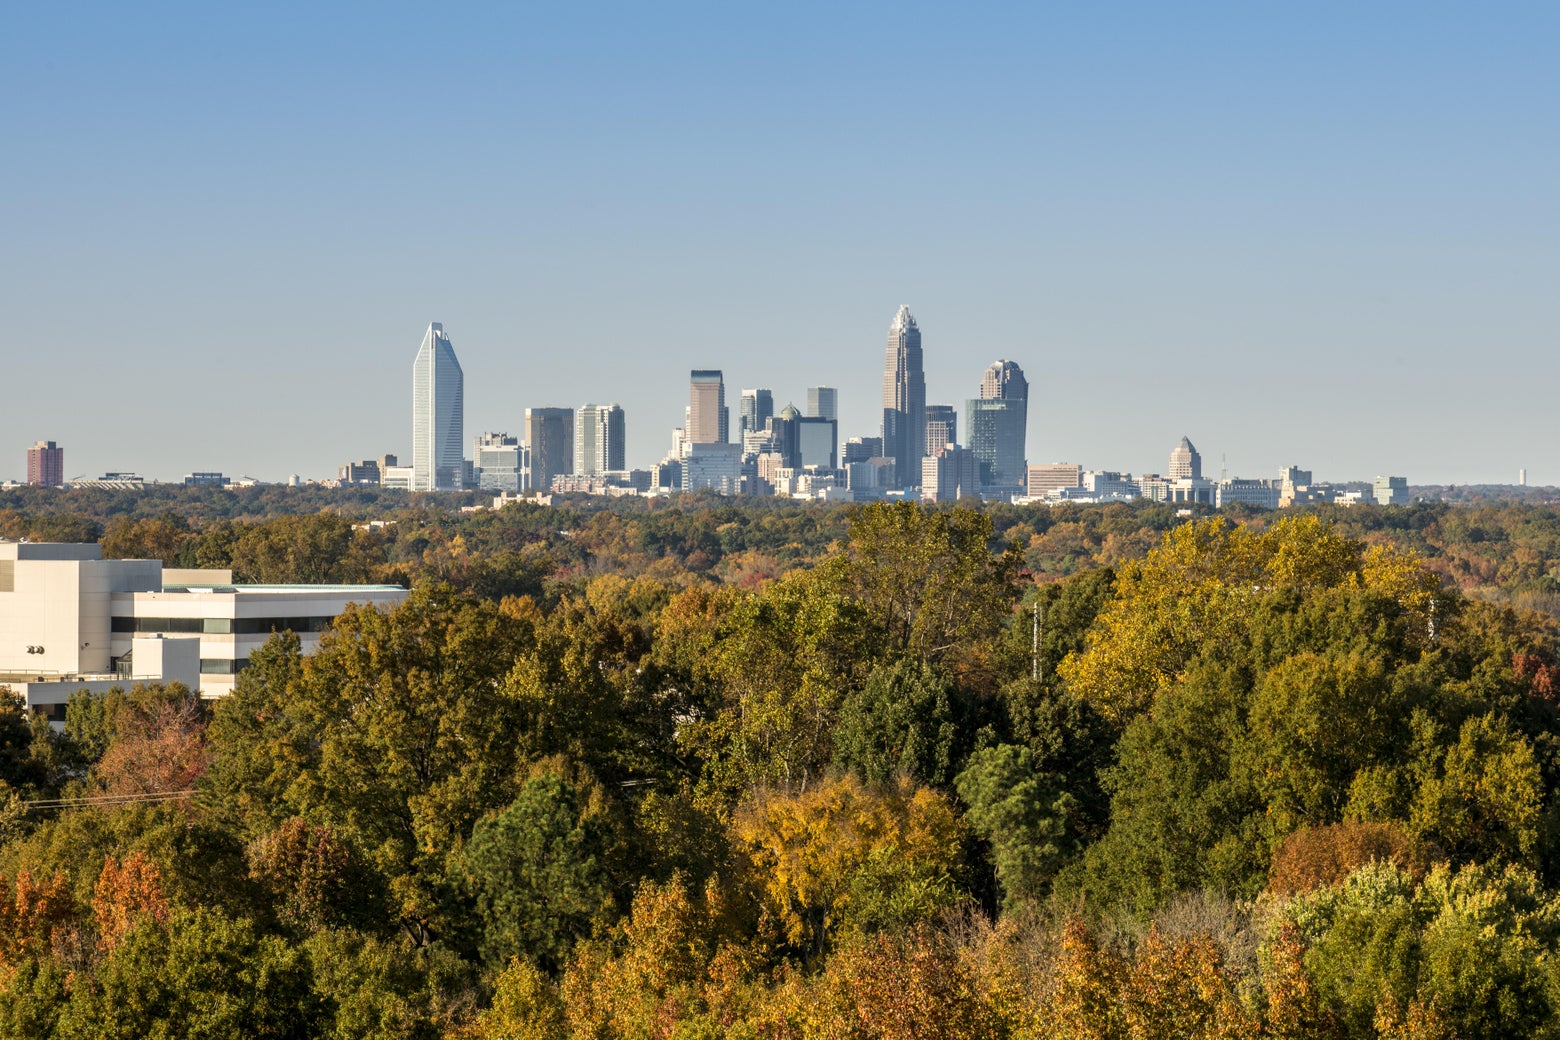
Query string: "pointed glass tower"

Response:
xmin=881 ymin=305 xmax=926 ymax=487
xmin=412 ymin=322 xmax=465 ymax=491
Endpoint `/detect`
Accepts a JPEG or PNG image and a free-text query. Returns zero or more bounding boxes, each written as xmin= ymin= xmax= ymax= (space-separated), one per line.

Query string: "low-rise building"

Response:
xmin=1027 ymin=464 xmax=1083 ymax=499
xmin=1373 ymin=475 xmax=1410 ymax=506
xmin=1216 ymin=478 xmax=1279 ymax=509
xmin=0 ymin=541 xmax=407 ymax=713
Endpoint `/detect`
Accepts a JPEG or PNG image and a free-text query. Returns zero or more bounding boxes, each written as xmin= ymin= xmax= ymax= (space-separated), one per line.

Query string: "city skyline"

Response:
xmin=3 ymin=5 xmax=1557 ymax=485
xmin=9 ymin=304 xmax=1545 ymax=493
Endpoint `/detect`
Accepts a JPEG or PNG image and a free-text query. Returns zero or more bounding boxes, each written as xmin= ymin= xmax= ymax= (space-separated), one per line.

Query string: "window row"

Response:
xmin=111 ymin=616 xmax=336 ymax=635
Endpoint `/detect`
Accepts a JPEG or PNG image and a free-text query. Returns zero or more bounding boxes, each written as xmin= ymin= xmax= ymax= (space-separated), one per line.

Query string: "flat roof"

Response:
xmin=157 ymin=584 xmax=407 ymax=593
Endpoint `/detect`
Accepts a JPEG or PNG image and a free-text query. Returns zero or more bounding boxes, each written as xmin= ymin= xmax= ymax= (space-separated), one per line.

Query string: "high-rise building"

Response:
xmin=921 ymin=446 xmax=977 ymax=503
xmin=1168 ymin=436 xmax=1202 ymax=481
xmin=925 ymin=405 xmax=957 ymax=453
xmin=769 ymin=404 xmax=802 ymax=467
xmin=807 ymin=386 xmax=838 ymax=423
xmin=740 ymin=389 xmax=774 ymax=440
xmin=26 ymin=441 xmax=63 ymax=488
xmin=575 ymin=404 xmax=627 ymax=475
xmin=881 ymin=306 xmax=926 ymax=486
xmin=475 ymin=433 xmax=526 ymax=492
xmin=689 ymin=371 xmax=729 ymax=444
xmin=968 ymin=359 xmax=1028 ymax=490
xmin=526 ymin=407 xmax=575 ymax=492
xmin=796 ymin=417 xmax=838 ymax=470
xmin=967 ymin=399 xmax=1026 ymax=490
xmin=411 ymin=322 xmax=465 ymax=491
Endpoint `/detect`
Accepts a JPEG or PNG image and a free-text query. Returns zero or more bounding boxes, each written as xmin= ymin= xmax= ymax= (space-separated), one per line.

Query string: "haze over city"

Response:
xmin=3 ymin=3 xmax=1557 ymax=484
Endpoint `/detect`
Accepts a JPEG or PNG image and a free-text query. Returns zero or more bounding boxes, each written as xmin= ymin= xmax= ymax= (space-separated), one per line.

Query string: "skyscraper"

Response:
xmin=740 ymin=389 xmax=774 ymax=439
xmin=769 ymin=404 xmax=802 ymax=467
xmin=881 ymin=306 xmax=926 ymax=486
xmin=575 ymin=403 xmax=627 ymax=475
xmin=807 ymin=386 xmax=838 ymax=423
xmin=966 ymin=399 xmax=1026 ymax=489
xmin=411 ymin=322 xmax=464 ymax=491
xmin=26 ymin=441 xmax=63 ymax=488
xmin=968 ymin=359 xmax=1029 ymax=489
xmin=527 ymin=407 xmax=575 ymax=492
xmin=925 ymin=405 xmax=957 ymax=452
xmin=797 ymin=417 xmax=838 ymax=469
xmin=689 ymin=371 xmax=728 ymax=443
xmin=1169 ymin=436 xmax=1202 ymax=480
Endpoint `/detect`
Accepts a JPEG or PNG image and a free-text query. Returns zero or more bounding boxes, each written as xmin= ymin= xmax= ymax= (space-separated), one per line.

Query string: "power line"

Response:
xmin=19 ymin=790 xmax=196 ymax=812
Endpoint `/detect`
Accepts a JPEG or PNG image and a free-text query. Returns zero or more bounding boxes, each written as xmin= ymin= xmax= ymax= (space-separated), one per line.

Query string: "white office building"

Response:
xmin=0 ymin=542 xmax=408 ymax=716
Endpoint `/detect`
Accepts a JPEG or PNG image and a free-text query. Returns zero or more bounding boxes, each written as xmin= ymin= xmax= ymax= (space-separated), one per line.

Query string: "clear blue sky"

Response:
xmin=3 ymin=2 xmax=1556 ymax=484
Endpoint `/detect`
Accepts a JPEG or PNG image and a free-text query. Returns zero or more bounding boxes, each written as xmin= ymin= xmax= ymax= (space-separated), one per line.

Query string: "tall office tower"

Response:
xmin=26 ymin=441 xmax=64 ymax=487
xmin=474 ymin=432 xmax=525 ymax=492
xmin=411 ymin=322 xmax=465 ymax=491
xmin=881 ymin=305 xmax=926 ymax=485
xmin=966 ymin=399 xmax=1027 ymax=489
xmin=526 ymin=407 xmax=575 ymax=492
xmin=740 ymin=388 xmax=774 ymax=439
xmin=689 ymin=371 xmax=728 ymax=443
xmin=796 ymin=417 xmax=838 ymax=469
xmin=970 ymin=358 xmax=1028 ymax=489
xmin=575 ymin=403 xmax=627 ymax=475
xmin=925 ymin=405 xmax=957 ymax=452
xmin=769 ymin=404 xmax=802 ymax=467
xmin=981 ymin=359 xmax=1029 ymax=402
xmin=1168 ymin=436 xmax=1202 ymax=480
xmin=807 ymin=386 xmax=838 ymax=423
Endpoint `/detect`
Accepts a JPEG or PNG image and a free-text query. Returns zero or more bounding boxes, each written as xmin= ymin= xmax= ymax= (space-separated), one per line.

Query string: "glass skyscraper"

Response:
xmin=881 ymin=305 xmax=925 ymax=488
xmin=740 ymin=388 xmax=774 ymax=439
xmin=411 ymin=322 xmax=464 ymax=491
xmin=967 ymin=359 xmax=1029 ymax=489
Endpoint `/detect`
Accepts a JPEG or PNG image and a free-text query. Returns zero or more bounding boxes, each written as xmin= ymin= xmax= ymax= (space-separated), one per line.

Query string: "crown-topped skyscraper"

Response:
xmin=1169 ymin=436 xmax=1201 ymax=480
xmin=881 ymin=305 xmax=926 ymax=488
xmin=412 ymin=322 xmax=465 ymax=491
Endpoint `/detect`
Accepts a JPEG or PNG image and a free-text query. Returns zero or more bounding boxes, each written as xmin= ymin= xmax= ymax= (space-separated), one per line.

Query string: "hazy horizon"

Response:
xmin=4 ymin=3 xmax=1556 ymax=486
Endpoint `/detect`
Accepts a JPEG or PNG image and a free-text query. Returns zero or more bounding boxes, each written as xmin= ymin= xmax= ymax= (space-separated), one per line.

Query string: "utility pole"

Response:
xmin=1032 ymin=600 xmax=1043 ymax=682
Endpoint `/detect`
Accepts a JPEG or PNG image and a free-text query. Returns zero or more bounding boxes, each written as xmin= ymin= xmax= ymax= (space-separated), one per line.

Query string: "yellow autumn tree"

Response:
xmin=1059 ymin=515 xmax=1437 ymax=724
xmin=732 ymin=773 xmax=964 ymax=956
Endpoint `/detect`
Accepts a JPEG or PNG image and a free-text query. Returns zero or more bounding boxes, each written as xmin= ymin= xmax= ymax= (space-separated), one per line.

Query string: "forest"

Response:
xmin=2 ymin=497 xmax=1560 ymax=1037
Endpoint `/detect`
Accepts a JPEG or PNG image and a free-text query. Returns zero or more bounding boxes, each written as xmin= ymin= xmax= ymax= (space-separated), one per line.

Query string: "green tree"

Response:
xmin=818 ymin=501 xmax=1022 ymax=691
xmin=955 ymin=743 xmax=1078 ymax=910
xmin=833 ymin=659 xmax=969 ymax=788
xmin=55 ymin=907 xmax=320 ymax=1040
xmin=457 ymin=767 xmax=617 ymax=971
xmin=203 ymin=586 xmax=532 ymax=944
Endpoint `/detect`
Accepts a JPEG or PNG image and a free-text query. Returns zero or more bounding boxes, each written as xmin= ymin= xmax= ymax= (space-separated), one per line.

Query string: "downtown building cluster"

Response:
xmin=341 ymin=309 xmax=1038 ymax=504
